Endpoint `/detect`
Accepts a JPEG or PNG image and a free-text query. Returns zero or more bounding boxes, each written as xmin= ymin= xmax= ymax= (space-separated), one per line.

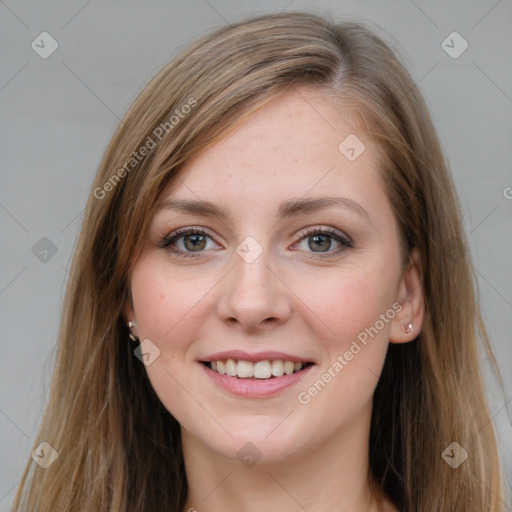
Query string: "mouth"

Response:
xmin=201 ymin=359 xmax=315 ymax=380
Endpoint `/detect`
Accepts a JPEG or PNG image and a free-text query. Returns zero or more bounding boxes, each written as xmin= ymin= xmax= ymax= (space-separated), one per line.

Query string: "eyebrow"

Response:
xmin=157 ymin=196 xmax=371 ymax=222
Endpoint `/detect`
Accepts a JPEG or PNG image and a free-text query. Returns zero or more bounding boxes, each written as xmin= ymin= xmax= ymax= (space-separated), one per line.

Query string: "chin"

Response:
xmin=190 ymin=416 xmax=312 ymax=465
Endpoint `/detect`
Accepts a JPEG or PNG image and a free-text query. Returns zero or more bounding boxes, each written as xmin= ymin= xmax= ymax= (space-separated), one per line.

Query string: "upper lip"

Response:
xmin=200 ymin=350 xmax=313 ymax=364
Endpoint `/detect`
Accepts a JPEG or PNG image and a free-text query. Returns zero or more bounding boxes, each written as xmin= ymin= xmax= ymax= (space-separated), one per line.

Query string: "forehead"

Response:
xmin=158 ymin=87 xmax=388 ymax=221
xmin=190 ymin=88 xmax=361 ymax=166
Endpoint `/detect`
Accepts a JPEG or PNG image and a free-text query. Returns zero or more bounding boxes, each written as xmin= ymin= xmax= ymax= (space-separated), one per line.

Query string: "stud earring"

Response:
xmin=401 ymin=322 xmax=414 ymax=334
xmin=128 ymin=321 xmax=137 ymax=341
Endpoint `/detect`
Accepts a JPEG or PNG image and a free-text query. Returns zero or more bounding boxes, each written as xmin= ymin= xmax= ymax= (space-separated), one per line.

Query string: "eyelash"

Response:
xmin=159 ymin=226 xmax=353 ymax=259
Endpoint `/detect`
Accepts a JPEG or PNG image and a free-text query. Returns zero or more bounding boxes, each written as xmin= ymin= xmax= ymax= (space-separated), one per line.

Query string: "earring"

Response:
xmin=128 ymin=321 xmax=137 ymax=341
xmin=401 ymin=322 xmax=414 ymax=334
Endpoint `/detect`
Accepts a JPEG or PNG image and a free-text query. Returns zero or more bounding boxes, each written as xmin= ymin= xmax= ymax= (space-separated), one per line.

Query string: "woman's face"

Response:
xmin=126 ymin=87 xmax=421 ymax=464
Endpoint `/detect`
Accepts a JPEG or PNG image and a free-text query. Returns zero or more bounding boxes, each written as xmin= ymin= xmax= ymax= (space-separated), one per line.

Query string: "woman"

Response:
xmin=11 ymin=11 xmax=506 ymax=512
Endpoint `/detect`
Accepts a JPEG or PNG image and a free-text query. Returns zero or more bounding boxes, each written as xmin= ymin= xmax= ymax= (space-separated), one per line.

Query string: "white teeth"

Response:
xmin=236 ymin=360 xmax=254 ymax=378
xmin=253 ymin=361 xmax=272 ymax=379
xmin=283 ymin=361 xmax=295 ymax=375
xmin=271 ymin=360 xmax=284 ymax=377
xmin=225 ymin=359 xmax=237 ymax=376
xmin=208 ymin=359 xmax=307 ymax=379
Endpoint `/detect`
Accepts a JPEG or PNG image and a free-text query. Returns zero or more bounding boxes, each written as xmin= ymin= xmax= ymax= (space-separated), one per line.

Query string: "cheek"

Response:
xmin=294 ymin=261 xmax=397 ymax=346
xmin=129 ymin=258 xmax=216 ymax=429
xmin=130 ymin=257 xmax=211 ymax=343
xmin=292 ymin=262 xmax=397 ymax=402
xmin=292 ymin=261 xmax=398 ymax=420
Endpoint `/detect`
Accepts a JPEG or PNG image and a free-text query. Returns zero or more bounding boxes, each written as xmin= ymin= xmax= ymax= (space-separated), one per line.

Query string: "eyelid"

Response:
xmin=294 ymin=225 xmax=353 ymax=246
xmin=160 ymin=225 xmax=353 ymax=258
xmin=159 ymin=226 xmax=219 ymax=249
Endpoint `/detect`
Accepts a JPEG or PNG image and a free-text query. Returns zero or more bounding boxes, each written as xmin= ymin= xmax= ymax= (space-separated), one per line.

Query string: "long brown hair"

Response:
xmin=11 ymin=11 xmax=506 ymax=512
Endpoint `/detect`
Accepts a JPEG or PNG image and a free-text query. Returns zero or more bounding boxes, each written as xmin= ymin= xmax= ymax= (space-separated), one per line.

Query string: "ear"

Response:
xmin=389 ymin=247 xmax=424 ymax=344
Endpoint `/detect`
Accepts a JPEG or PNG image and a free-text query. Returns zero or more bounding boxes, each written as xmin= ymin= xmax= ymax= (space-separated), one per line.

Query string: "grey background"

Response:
xmin=1 ymin=0 xmax=511 ymax=509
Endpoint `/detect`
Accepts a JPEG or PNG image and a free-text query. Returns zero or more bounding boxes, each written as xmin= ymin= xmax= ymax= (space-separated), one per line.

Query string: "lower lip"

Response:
xmin=200 ymin=363 xmax=314 ymax=398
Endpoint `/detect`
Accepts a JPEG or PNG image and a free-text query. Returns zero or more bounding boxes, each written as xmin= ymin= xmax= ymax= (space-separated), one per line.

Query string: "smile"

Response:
xmin=203 ymin=359 xmax=313 ymax=379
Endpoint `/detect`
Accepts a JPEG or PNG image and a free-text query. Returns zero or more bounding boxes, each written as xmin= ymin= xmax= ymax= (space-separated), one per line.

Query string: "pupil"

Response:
xmin=185 ymin=234 xmax=206 ymax=251
xmin=309 ymin=234 xmax=330 ymax=252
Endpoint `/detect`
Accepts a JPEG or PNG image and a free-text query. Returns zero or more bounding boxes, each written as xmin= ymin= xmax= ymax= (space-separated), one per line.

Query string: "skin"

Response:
xmin=125 ymin=86 xmax=424 ymax=512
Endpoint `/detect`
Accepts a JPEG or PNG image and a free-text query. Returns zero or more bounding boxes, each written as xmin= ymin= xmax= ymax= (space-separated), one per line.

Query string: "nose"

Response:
xmin=216 ymin=247 xmax=292 ymax=333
